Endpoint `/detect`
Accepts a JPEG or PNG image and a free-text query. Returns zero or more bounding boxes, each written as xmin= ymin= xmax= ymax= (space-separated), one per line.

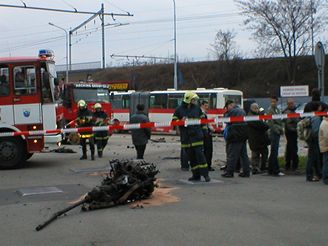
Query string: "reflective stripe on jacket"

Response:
xmin=173 ymin=102 xmax=205 ymax=147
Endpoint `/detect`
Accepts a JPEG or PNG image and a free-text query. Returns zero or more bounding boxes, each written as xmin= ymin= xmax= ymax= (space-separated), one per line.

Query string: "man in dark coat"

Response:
xmin=201 ymin=100 xmax=215 ymax=171
xmin=173 ymin=91 xmax=210 ymax=182
xmin=222 ymin=100 xmax=250 ymax=178
xmin=283 ymin=98 xmax=299 ymax=172
xmin=130 ymin=104 xmax=151 ymax=159
xmin=247 ymin=103 xmax=270 ymax=174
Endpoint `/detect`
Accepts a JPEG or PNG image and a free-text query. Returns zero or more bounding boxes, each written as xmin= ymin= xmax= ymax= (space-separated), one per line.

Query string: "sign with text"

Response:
xmin=108 ymin=83 xmax=129 ymax=91
xmin=280 ymin=85 xmax=309 ymax=97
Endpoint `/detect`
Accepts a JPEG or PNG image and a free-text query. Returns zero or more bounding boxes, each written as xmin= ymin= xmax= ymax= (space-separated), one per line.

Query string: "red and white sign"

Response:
xmin=280 ymin=85 xmax=309 ymax=97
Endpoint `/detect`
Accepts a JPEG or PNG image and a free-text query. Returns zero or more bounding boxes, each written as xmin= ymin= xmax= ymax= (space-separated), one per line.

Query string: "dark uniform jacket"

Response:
xmin=130 ymin=111 xmax=151 ymax=146
xmin=247 ymin=110 xmax=270 ymax=151
xmin=225 ymin=106 xmax=248 ymax=143
xmin=173 ymin=102 xmax=205 ymax=147
xmin=77 ymin=108 xmax=95 ymax=138
xmin=93 ymin=111 xmax=109 ymax=139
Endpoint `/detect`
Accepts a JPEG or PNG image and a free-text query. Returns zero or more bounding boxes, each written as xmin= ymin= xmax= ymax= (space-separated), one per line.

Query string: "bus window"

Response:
xmin=198 ymin=93 xmax=211 ymax=107
xmin=224 ymin=94 xmax=242 ymax=107
xmin=110 ymin=95 xmax=122 ymax=109
xmin=0 ymin=67 xmax=10 ymax=96
xmin=41 ymin=68 xmax=53 ymax=103
xmin=209 ymin=93 xmax=217 ymax=109
xmin=73 ymin=88 xmax=109 ymax=103
xmin=150 ymin=94 xmax=167 ymax=108
xmin=122 ymin=95 xmax=130 ymax=109
xmin=14 ymin=66 xmax=36 ymax=96
xmin=168 ymin=93 xmax=184 ymax=108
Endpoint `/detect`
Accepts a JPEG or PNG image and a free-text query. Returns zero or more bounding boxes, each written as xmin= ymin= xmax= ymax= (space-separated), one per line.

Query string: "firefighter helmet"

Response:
xmin=78 ymin=100 xmax=87 ymax=108
xmin=183 ymin=91 xmax=199 ymax=104
xmin=94 ymin=103 xmax=102 ymax=109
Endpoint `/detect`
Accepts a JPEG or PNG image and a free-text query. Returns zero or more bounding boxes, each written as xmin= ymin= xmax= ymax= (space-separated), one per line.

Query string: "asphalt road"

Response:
xmin=0 ymin=134 xmax=327 ymax=246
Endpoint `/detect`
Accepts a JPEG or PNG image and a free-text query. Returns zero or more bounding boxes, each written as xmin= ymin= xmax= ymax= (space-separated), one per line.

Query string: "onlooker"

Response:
xmin=306 ymin=102 xmax=322 ymax=182
xmin=247 ymin=103 xmax=270 ymax=174
xmin=319 ymin=112 xmax=328 ymax=185
xmin=201 ymin=100 xmax=215 ymax=171
xmin=283 ymin=98 xmax=299 ymax=172
xmin=267 ymin=96 xmax=285 ymax=176
xmin=130 ymin=104 xmax=151 ymax=159
xmin=221 ymin=100 xmax=250 ymax=178
xmin=304 ymin=88 xmax=321 ymax=113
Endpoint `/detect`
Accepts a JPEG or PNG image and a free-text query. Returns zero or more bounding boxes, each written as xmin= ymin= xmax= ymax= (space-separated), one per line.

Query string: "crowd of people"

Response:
xmin=171 ymin=89 xmax=328 ymax=185
xmin=74 ymin=89 xmax=328 ymax=185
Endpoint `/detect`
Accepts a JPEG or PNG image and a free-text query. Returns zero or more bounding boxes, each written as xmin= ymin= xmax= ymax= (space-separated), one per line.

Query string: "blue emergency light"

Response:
xmin=39 ymin=49 xmax=54 ymax=59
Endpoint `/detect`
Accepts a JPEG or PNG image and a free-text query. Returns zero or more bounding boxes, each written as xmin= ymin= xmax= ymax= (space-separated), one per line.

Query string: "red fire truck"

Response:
xmin=0 ymin=50 xmax=61 ymax=169
xmin=55 ymin=81 xmax=129 ymax=142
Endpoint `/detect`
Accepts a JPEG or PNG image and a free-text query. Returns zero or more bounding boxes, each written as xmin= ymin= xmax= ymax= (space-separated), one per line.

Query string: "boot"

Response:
xmin=98 ymin=151 xmax=103 ymax=158
xmin=91 ymin=152 xmax=95 ymax=161
xmin=188 ymin=175 xmax=201 ymax=181
xmin=80 ymin=154 xmax=87 ymax=160
xmin=204 ymin=175 xmax=211 ymax=182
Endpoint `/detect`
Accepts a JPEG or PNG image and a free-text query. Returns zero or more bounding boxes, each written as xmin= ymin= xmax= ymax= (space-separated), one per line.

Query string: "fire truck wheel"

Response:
xmin=25 ymin=153 xmax=34 ymax=161
xmin=0 ymin=137 xmax=26 ymax=169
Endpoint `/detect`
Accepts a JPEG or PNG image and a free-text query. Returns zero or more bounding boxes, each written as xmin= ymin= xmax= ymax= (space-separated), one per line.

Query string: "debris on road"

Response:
xmin=150 ymin=137 xmax=166 ymax=143
xmin=35 ymin=159 xmax=159 ymax=231
xmin=50 ymin=147 xmax=76 ymax=153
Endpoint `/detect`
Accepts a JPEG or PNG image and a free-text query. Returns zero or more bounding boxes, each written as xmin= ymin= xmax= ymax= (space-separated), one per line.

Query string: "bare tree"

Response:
xmin=235 ymin=0 xmax=327 ymax=82
xmin=211 ymin=29 xmax=240 ymax=61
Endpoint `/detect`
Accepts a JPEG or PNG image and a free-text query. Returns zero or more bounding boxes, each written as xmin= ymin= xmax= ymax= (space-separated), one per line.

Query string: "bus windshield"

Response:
xmin=73 ymin=88 xmax=109 ymax=103
xmin=223 ymin=94 xmax=242 ymax=107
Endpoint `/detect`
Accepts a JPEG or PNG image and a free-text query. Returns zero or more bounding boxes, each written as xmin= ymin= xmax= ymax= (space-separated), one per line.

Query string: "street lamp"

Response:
xmin=172 ymin=0 xmax=178 ymax=90
xmin=49 ymin=22 xmax=69 ymax=83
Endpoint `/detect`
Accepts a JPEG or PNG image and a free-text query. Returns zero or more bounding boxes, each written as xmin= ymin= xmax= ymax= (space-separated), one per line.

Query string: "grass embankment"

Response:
xmin=278 ymin=156 xmax=307 ymax=173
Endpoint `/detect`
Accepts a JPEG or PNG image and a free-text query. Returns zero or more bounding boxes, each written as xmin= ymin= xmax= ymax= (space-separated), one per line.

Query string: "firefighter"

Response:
xmin=173 ymin=91 xmax=210 ymax=182
xmin=76 ymin=100 xmax=95 ymax=160
xmin=93 ymin=103 xmax=109 ymax=158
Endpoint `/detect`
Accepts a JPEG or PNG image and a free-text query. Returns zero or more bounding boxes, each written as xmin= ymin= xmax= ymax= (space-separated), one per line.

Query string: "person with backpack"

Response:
xmin=304 ymin=102 xmax=322 ymax=182
xmin=267 ymin=96 xmax=285 ymax=176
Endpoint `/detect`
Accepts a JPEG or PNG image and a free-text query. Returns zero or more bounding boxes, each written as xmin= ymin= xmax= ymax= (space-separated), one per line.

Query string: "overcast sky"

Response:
xmin=0 ymin=0 xmax=255 ymax=66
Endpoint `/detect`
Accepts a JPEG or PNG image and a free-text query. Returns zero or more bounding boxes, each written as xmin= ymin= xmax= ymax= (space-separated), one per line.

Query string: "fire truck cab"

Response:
xmin=56 ymin=82 xmax=112 ymax=130
xmin=0 ymin=50 xmax=61 ymax=169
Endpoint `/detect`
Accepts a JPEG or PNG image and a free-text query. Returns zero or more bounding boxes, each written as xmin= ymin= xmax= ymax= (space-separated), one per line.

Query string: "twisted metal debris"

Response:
xmin=35 ymin=159 xmax=159 ymax=231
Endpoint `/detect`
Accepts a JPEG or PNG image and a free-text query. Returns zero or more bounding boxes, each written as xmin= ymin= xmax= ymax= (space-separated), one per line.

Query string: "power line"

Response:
xmin=110 ymin=54 xmax=174 ymax=60
xmin=0 ymin=3 xmax=133 ymax=16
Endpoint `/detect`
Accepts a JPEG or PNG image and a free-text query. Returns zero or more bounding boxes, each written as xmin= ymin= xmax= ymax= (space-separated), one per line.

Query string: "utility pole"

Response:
xmin=49 ymin=22 xmax=69 ymax=83
xmin=101 ymin=3 xmax=105 ymax=69
xmin=66 ymin=4 xmax=132 ymax=70
xmin=172 ymin=0 xmax=178 ymax=90
xmin=311 ymin=0 xmax=314 ymax=55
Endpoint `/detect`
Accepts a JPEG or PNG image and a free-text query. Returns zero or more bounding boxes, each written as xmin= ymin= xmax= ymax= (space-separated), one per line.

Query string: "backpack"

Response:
xmin=297 ymin=118 xmax=311 ymax=141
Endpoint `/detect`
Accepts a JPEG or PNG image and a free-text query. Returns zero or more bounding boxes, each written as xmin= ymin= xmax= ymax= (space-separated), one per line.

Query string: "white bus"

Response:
xmin=109 ymin=88 xmax=243 ymax=133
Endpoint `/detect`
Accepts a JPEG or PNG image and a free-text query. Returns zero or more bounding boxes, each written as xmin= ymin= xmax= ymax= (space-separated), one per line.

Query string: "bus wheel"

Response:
xmin=0 ymin=137 xmax=25 ymax=169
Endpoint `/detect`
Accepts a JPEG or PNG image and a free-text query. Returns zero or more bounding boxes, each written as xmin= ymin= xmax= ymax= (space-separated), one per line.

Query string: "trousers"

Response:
xmin=135 ymin=145 xmax=146 ymax=159
xmin=185 ymin=145 xmax=209 ymax=178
